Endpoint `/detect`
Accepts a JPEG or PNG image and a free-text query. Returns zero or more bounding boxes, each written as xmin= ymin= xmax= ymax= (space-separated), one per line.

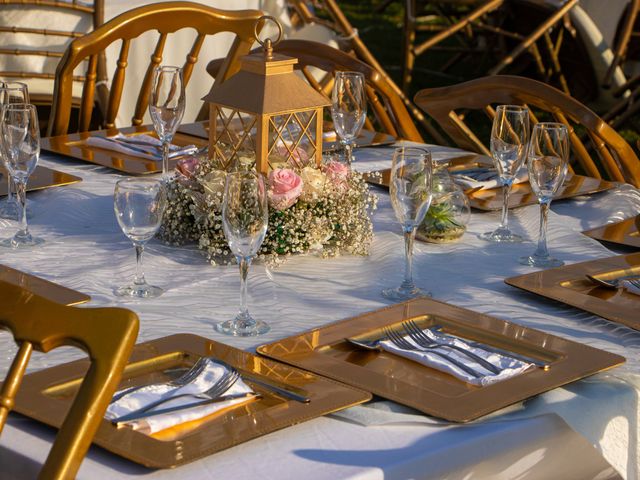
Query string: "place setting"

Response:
xmin=582 ymin=214 xmax=640 ymax=249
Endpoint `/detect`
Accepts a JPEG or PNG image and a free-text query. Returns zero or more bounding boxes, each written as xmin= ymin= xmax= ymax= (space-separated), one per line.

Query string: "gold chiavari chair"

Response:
xmin=0 ymin=280 xmax=139 ymax=479
xmin=47 ymin=1 xmax=263 ymax=137
xmin=414 ymin=75 xmax=640 ymax=187
xmin=0 ymin=0 xmax=107 ymax=130
xmin=207 ymin=39 xmax=423 ymax=142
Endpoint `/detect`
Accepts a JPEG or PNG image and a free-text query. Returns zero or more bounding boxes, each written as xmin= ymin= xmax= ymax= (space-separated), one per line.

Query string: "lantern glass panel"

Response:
xmin=213 ymin=106 xmax=257 ymax=170
xmin=268 ymin=110 xmax=317 ymax=169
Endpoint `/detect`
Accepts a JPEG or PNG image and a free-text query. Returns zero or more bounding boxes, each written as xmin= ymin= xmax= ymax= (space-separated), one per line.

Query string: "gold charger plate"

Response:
xmin=0 ymin=264 xmax=89 ymax=305
xmin=506 ymin=252 xmax=640 ymax=331
xmin=11 ymin=334 xmax=370 ymax=468
xmin=176 ymin=120 xmax=397 ymax=152
xmin=0 ymin=165 xmax=81 ymax=196
xmin=364 ymin=169 xmax=615 ymax=211
xmin=582 ymin=216 xmax=640 ymax=249
xmin=257 ymin=298 xmax=624 ymax=422
xmin=42 ymin=126 xmax=207 ymax=175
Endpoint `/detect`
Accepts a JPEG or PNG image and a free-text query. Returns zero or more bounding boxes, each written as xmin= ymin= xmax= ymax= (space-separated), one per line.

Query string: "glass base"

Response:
xmin=480 ymin=227 xmax=523 ymax=243
xmin=215 ymin=313 xmax=270 ymax=337
xmin=0 ymin=233 xmax=44 ymax=248
xmin=381 ymin=284 xmax=431 ymax=301
xmin=519 ymin=254 xmax=564 ymax=268
xmin=115 ymin=282 xmax=163 ymax=298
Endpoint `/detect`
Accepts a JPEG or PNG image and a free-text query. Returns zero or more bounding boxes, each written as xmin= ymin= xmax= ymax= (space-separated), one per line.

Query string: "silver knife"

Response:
xmin=113 ymin=392 xmax=259 ymax=426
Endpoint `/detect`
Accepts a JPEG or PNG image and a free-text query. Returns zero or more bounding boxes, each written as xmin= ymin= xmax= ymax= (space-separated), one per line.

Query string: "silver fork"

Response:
xmin=111 ymin=368 xmax=240 ymax=424
xmin=383 ymin=327 xmax=482 ymax=378
xmin=110 ymin=356 xmax=209 ymax=404
xmin=403 ymin=320 xmax=501 ymax=374
xmin=628 ymin=278 xmax=640 ymax=290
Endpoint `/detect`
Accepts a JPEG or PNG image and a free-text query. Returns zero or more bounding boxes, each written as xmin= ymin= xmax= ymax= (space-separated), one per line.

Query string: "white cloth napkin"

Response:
xmin=452 ymin=165 xmax=529 ymax=190
xmin=380 ymin=331 xmax=533 ymax=387
xmin=105 ymin=359 xmax=254 ymax=435
xmin=622 ymin=280 xmax=640 ymax=296
xmin=84 ymin=134 xmax=192 ymax=161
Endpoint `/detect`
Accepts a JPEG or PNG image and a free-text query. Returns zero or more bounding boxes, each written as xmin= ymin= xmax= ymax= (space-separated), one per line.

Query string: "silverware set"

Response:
xmin=100 ymin=136 xmax=200 ymax=159
xmin=347 ymin=320 xmax=546 ymax=379
xmin=110 ymin=357 xmax=310 ymax=425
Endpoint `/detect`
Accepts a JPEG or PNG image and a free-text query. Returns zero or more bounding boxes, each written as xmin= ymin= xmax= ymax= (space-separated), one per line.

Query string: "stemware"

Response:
xmin=481 ymin=105 xmax=530 ymax=243
xmin=382 ymin=147 xmax=433 ymax=300
xmin=149 ymin=66 xmax=185 ymax=179
xmin=0 ymin=82 xmax=29 ymax=220
xmin=0 ymin=103 xmax=42 ymax=248
xmin=216 ymin=171 xmax=270 ymax=337
xmin=114 ymin=178 xmax=167 ymax=298
xmin=331 ymin=71 xmax=366 ymax=167
xmin=519 ymin=123 xmax=569 ymax=268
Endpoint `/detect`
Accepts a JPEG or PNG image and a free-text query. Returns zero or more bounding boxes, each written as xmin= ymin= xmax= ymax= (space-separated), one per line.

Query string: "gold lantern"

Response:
xmin=203 ymin=16 xmax=330 ymax=174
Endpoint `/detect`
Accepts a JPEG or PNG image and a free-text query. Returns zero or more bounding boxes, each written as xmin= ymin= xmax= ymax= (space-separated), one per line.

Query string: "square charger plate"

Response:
xmin=176 ymin=120 xmax=397 ymax=152
xmin=11 ymin=334 xmax=371 ymax=469
xmin=42 ymin=126 xmax=207 ymax=175
xmin=257 ymin=298 xmax=624 ymax=422
xmin=364 ymin=166 xmax=615 ymax=211
xmin=0 ymin=264 xmax=89 ymax=305
xmin=1 ymin=165 xmax=81 ymax=196
xmin=506 ymin=252 xmax=640 ymax=331
xmin=582 ymin=216 xmax=640 ymax=249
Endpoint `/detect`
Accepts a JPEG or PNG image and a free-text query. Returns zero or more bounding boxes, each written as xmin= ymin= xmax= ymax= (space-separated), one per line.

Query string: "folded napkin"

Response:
xmin=84 ymin=134 xmax=195 ymax=161
xmin=622 ymin=280 xmax=640 ymax=296
xmin=380 ymin=331 xmax=533 ymax=387
xmin=105 ymin=359 xmax=255 ymax=435
xmin=452 ymin=165 xmax=529 ymax=190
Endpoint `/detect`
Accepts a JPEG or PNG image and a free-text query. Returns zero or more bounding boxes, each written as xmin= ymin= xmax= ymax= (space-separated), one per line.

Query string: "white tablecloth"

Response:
xmin=0 ymin=143 xmax=639 ymax=478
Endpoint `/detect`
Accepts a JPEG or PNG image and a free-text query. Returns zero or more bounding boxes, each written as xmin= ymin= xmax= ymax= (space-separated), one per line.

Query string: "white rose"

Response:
xmin=300 ymin=166 xmax=327 ymax=201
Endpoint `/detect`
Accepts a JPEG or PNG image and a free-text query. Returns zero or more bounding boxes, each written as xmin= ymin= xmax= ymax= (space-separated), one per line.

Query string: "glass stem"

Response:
xmin=134 ymin=244 xmax=146 ymax=285
xmin=534 ymin=201 xmax=551 ymax=259
xmin=7 ymin=175 xmax=13 ymax=204
xmin=344 ymin=141 xmax=353 ymax=167
xmin=500 ymin=183 xmax=511 ymax=229
xmin=237 ymin=256 xmax=254 ymax=325
xmin=400 ymin=226 xmax=416 ymax=290
xmin=162 ymin=140 xmax=170 ymax=179
xmin=15 ymin=180 xmax=28 ymax=237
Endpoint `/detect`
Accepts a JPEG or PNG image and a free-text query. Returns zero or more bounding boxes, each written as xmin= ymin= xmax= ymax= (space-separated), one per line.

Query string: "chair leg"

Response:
xmin=403 ymin=0 xmax=417 ymax=93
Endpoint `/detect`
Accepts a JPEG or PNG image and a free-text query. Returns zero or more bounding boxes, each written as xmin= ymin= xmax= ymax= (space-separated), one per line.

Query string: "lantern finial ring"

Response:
xmin=254 ymin=15 xmax=283 ymax=60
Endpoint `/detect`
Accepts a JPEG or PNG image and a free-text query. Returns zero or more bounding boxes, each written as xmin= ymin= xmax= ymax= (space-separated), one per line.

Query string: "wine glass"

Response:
xmin=519 ymin=123 xmax=569 ymax=268
xmin=216 ymin=171 xmax=270 ymax=337
xmin=481 ymin=105 xmax=530 ymax=243
xmin=382 ymin=147 xmax=433 ymax=300
xmin=0 ymin=82 xmax=29 ymax=220
xmin=331 ymin=71 xmax=366 ymax=167
xmin=113 ymin=178 xmax=167 ymax=298
xmin=0 ymin=103 xmax=42 ymax=248
xmin=149 ymin=66 xmax=185 ymax=179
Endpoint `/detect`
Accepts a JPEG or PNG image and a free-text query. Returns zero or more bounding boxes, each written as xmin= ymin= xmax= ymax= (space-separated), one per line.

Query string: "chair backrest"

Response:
xmin=207 ymin=39 xmax=423 ymax=142
xmin=414 ymin=75 xmax=640 ymax=187
xmin=47 ymin=1 xmax=263 ymax=137
xmin=0 ymin=281 xmax=138 ymax=479
xmin=0 ymin=0 xmax=106 ymax=106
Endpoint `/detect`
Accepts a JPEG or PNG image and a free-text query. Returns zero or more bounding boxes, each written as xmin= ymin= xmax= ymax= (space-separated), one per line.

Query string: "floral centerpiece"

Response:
xmin=159 ymin=152 xmax=377 ymax=264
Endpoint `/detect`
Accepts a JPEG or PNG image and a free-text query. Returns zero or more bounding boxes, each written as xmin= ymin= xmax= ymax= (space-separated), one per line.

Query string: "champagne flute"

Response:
xmin=149 ymin=66 xmax=185 ymax=179
xmin=216 ymin=171 xmax=270 ymax=337
xmin=382 ymin=147 xmax=433 ymax=300
xmin=0 ymin=104 xmax=42 ymax=248
xmin=481 ymin=105 xmax=530 ymax=243
xmin=114 ymin=178 xmax=167 ymax=298
xmin=519 ymin=123 xmax=569 ymax=268
xmin=0 ymin=82 xmax=29 ymax=220
xmin=331 ymin=71 xmax=366 ymax=167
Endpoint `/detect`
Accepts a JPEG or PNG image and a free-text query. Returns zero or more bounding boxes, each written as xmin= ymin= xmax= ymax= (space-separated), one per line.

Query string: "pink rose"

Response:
xmin=324 ymin=160 xmax=350 ymax=191
xmin=268 ymin=168 xmax=303 ymax=210
xmin=176 ymin=156 xmax=199 ymax=179
xmin=275 ymin=142 xmax=311 ymax=168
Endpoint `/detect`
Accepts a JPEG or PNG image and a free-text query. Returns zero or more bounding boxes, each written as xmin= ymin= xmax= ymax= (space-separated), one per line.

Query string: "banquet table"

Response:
xmin=0 ymin=142 xmax=640 ymax=479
